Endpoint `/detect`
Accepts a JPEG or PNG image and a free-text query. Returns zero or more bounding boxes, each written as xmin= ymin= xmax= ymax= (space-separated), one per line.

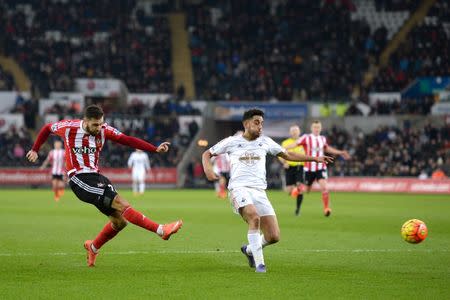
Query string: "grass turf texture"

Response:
xmin=0 ymin=189 xmax=449 ymax=299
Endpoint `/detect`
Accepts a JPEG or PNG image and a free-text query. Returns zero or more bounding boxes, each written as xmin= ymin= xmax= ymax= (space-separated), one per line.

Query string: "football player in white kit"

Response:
xmin=127 ymin=149 xmax=151 ymax=196
xmin=202 ymin=109 xmax=333 ymax=273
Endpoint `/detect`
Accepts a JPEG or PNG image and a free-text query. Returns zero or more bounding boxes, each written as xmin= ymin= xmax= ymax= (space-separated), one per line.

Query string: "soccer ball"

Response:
xmin=401 ymin=219 xmax=428 ymax=244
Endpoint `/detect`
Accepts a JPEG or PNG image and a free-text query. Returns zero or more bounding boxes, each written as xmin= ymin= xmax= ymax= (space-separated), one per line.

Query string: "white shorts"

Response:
xmin=132 ymin=171 xmax=145 ymax=182
xmin=228 ymin=187 xmax=276 ymax=216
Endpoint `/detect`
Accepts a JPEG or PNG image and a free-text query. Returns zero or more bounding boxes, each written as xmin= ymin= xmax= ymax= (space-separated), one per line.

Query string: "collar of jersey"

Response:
xmin=79 ymin=120 xmax=88 ymax=134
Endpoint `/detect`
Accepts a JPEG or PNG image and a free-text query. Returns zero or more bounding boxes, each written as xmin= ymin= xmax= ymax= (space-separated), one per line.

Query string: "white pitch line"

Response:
xmin=0 ymin=249 xmax=448 ymax=257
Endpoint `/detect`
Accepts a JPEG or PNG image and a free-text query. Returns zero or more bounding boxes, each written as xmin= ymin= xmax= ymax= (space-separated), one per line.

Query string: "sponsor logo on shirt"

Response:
xmin=238 ymin=151 xmax=260 ymax=166
xmin=72 ymin=146 xmax=97 ymax=154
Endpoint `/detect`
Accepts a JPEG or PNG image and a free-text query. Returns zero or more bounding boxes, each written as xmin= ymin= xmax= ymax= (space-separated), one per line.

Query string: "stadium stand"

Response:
xmin=0 ymin=65 xmax=15 ymax=90
xmin=326 ymin=124 xmax=450 ymax=177
xmin=187 ymin=0 xmax=388 ymax=101
xmin=2 ymin=0 xmax=172 ymax=95
xmin=371 ymin=0 xmax=450 ymax=92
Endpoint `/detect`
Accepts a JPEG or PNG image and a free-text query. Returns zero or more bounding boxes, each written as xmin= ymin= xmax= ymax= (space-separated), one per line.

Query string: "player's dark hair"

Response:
xmin=242 ymin=109 xmax=264 ymax=121
xmin=312 ymin=120 xmax=321 ymax=124
xmin=84 ymin=105 xmax=104 ymax=119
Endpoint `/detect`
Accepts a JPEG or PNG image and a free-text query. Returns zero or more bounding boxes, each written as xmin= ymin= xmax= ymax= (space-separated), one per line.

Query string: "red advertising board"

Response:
xmin=310 ymin=177 xmax=450 ymax=194
xmin=0 ymin=170 xmax=448 ymax=194
xmin=0 ymin=168 xmax=177 ymax=185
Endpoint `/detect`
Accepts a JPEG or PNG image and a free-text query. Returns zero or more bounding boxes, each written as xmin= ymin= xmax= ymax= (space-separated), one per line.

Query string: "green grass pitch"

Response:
xmin=0 ymin=189 xmax=449 ymax=299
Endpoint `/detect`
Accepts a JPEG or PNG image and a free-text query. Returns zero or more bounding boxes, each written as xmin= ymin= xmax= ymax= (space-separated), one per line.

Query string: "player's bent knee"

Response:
xmin=111 ymin=195 xmax=130 ymax=212
xmin=247 ymin=213 xmax=260 ymax=228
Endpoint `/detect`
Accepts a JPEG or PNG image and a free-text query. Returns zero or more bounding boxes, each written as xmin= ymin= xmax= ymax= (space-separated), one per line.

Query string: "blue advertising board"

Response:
xmin=215 ymin=102 xmax=308 ymax=121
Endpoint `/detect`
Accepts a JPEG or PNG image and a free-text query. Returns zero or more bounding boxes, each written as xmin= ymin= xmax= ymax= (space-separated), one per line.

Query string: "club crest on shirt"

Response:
xmin=238 ymin=151 xmax=260 ymax=166
xmin=97 ymin=183 xmax=105 ymax=187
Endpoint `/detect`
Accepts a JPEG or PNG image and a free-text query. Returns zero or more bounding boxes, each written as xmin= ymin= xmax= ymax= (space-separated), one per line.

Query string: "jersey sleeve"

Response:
xmin=103 ymin=124 xmax=123 ymax=141
xmin=145 ymin=154 xmax=150 ymax=170
xmin=127 ymin=153 xmax=134 ymax=167
xmin=297 ymin=134 xmax=307 ymax=146
xmin=48 ymin=150 xmax=54 ymax=162
xmin=49 ymin=120 xmax=72 ymax=137
xmin=323 ymin=136 xmax=328 ymax=149
xmin=209 ymin=137 xmax=232 ymax=155
xmin=265 ymin=136 xmax=286 ymax=156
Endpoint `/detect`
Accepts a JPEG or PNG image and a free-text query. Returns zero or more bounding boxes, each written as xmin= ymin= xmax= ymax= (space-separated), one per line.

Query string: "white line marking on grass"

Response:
xmin=0 ymin=249 xmax=448 ymax=257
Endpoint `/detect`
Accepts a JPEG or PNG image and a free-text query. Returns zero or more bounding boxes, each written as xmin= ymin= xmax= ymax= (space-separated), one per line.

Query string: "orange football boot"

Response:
xmin=161 ymin=220 xmax=183 ymax=240
xmin=83 ymin=240 xmax=98 ymax=267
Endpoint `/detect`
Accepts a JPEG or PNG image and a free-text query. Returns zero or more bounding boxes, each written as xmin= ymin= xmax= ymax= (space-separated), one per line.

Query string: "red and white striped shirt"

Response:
xmin=47 ymin=149 xmax=65 ymax=175
xmin=49 ymin=119 xmax=123 ymax=176
xmin=297 ymin=134 xmax=328 ymax=171
xmin=32 ymin=119 xmax=158 ymax=177
xmin=213 ymin=153 xmax=231 ymax=173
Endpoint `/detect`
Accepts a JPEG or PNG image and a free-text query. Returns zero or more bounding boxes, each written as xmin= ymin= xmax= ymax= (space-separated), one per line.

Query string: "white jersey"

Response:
xmin=209 ymin=135 xmax=285 ymax=190
xmin=127 ymin=151 xmax=150 ymax=174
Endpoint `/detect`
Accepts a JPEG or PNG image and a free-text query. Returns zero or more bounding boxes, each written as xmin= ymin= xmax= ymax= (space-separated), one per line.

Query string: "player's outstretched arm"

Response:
xmin=27 ymin=124 xmax=52 ymax=163
xmin=112 ymin=134 xmax=169 ymax=153
xmin=278 ymin=151 xmax=334 ymax=164
xmin=202 ymin=150 xmax=219 ymax=181
xmin=325 ymin=145 xmax=350 ymax=160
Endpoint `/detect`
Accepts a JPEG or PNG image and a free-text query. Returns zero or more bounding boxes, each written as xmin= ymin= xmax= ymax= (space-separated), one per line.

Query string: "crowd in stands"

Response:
xmin=0 ymin=65 xmax=15 ymax=90
xmin=187 ymin=0 xmax=385 ymax=101
xmin=371 ymin=1 xmax=450 ymax=92
xmin=325 ymin=124 xmax=449 ymax=177
xmin=0 ymin=126 xmax=33 ymax=166
xmin=2 ymin=0 xmax=172 ymax=96
xmin=368 ymin=96 xmax=435 ymax=115
xmin=374 ymin=0 xmax=420 ymax=12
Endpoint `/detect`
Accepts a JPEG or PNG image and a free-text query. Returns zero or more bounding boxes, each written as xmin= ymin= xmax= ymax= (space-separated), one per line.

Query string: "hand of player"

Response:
xmin=340 ymin=151 xmax=351 ymax=160
xmin=156 ymin=142 xmax=170 ymax=153
xmin=26 ymin=150 xmax=38 ymax=163
xmin=316 ymin=155 xmax=334 ymax=164
xmin=283 ymin=162 xmax=290 ymax=169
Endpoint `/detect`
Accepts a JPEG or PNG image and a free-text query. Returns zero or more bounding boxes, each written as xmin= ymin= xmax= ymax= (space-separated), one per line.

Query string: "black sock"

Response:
xmin=296 ymin=194 xmax=303 ymax=211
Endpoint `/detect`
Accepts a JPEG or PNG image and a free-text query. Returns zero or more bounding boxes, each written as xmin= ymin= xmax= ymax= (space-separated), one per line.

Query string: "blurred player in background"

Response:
xmin=27 ymin=105 xmax=182 ymax=267
xmin=202 ymin=109 xmax=333 ymax=273
xmin=40 ymin=140 xmax=66 ymax=201
xmin=278 ymin=125 xmax=305 ymax=216
xmin=128 ymin=149 xmax=151 ymax=196
xmin=290 ymin=120 xmax=350 ymax=217
xmin=212 ymin=153 xmax=230 ymax=198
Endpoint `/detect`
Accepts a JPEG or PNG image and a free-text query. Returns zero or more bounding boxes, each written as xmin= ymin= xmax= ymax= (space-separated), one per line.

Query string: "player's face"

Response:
xmin=290 ymin=126 xmax=300 ymax=139
xmin=54 ymin=141 xmax=62 ymax=149
xmin=244 ymin=116 xmax=264 ymax=138
xmin=311 ymin=123 xmax=322 ymax=136
xmin=84 ymin=117 xmax=104 ymax=135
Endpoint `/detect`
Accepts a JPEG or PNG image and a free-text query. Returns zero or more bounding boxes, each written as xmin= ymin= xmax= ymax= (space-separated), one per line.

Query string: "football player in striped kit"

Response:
xmin=27 ymin=105 xmax=182 ymax=267
xmin=293 ymin=120 xmax=350 ymax=217
xmin=40 ymin=140 xmax=66 ymax=201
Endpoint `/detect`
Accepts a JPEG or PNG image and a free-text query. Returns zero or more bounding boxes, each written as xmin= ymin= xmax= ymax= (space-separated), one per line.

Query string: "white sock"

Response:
xmin=261 ymin=234 xmax=269 ymax=248
xmin=156 ymin=225 xmax=164 ymax=236
xmin=247 ymin=230 xmax=264 ymax=266
xmin=133 ymin=182 xmax=138 ymax=193
xmin=90 ymin=243 xmax=98 ymax=253
xmin=247 ymin=234 xmax=269 ymax=255
xmin=139 ymin=182 xmax=145 ymax=193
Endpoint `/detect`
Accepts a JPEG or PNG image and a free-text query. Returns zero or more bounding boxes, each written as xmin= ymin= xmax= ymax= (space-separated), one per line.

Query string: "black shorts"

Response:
xmin=52 ymin=174 xmax=64 ymax=180
xmin=69 ymin=173 xmax=118 ymax=216
xmin=285 ymin=166 xmax=304 ymax=186
xmin=220 ymin=172 xmax=230 ymax=182
xmin=305 ymin=170 xmax=328 ymax=186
